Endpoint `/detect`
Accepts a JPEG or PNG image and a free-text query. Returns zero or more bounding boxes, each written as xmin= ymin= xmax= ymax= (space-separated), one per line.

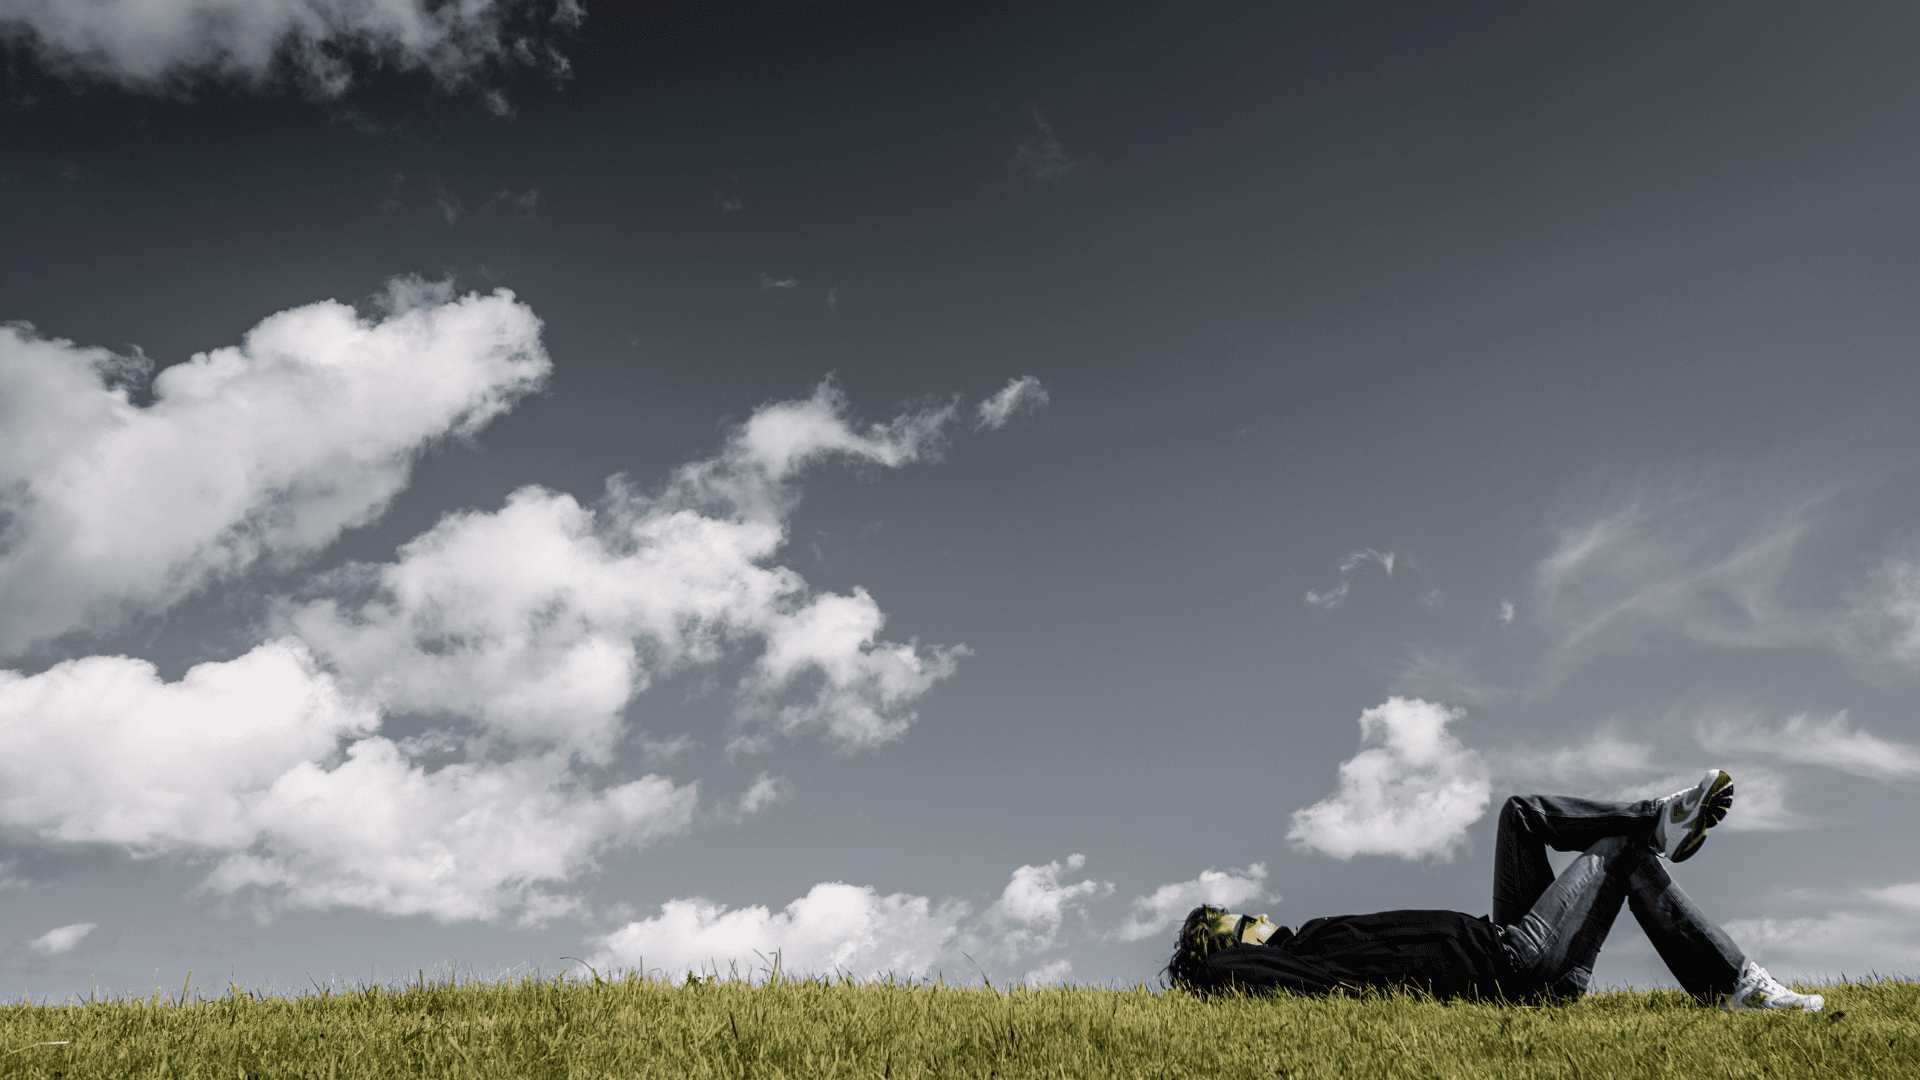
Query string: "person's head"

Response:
xmin=1165 ymin=905 xmax=1236 ymax=992
xmin=1165 ymin=906 xmax=1283 ymax=990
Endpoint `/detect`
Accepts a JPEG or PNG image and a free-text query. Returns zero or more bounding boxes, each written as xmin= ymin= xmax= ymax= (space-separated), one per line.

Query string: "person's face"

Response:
xmin=1209 ymin=911 xmax=1280 ymax=946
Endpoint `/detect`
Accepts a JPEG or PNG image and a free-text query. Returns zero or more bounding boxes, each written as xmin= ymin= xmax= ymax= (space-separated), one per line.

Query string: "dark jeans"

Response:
xmin=1492 ymin=794 xmax=1746 ymax=1001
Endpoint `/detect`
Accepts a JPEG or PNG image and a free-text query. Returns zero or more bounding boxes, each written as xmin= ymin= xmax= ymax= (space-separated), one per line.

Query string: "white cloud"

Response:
xmin=1343 ymin=549 xmax=1395 ymax=577
xmin=0 ymin=277 xmax=1051 ymax=927
xmin=1114 ymin=864 xmax=1269 ymax=942
xmin=588 ymin=882 xmax=969 ymax=982
xmin=203 ymin=742 xmax=695 ymax=924
xmin=1498 ymin=601 xmax=1515 ymax=625
xmin=284 ymin=381 xmax=966 ymax=761
xmin=0 ymin=639 xmax=696 ymax=922
xmin=0 ymin=281 xmax=549 ymax=655
xmin=587 ymin=855 xmax=1110 ymax=982
xmin=1303 ymin=549 xmax=1394 ymax=610
xmin=978 ymin=854 xmax=1112 ymax=961
xmin=733 ymin=773 xmax=790 ymax=817
xmin=0 ymin=333 xmax=996 ymax=922
xmin=1698 ymin=711 xmax=1920 ymax=783
xmin=1303 ymin=580 xmax=1350 ymax=610
xmin=0 ymin=0 xmax=580 ymax=94
xmin=1021 ymin=959 xmax=1073 ymax=987
xmin=1288 ymin=697 xmax=1490 ymax=861
xmin=974 ymin=376 xmax=1049 ymax=431
xmin=0 ymin=640 xmax=376 ymax=850
xmin=29 ymin=922 xmax=95 ymax=955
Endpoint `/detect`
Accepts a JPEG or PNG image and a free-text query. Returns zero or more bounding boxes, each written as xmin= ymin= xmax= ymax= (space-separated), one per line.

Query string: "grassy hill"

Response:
xmin=1 ymin=972 xmax=1911 ymax=1078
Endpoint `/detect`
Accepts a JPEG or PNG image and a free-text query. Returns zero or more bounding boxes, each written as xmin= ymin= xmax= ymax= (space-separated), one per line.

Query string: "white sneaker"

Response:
xmin=1725 ymin=961 xmax=1824 ymax=1012
xmin=1651 ymin=769 xmax=1734 ymax=862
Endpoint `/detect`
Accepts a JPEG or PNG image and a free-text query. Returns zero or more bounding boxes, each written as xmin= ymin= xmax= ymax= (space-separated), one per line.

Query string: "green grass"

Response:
xmin=1 ymin=973 xmax=1913 ymax=1078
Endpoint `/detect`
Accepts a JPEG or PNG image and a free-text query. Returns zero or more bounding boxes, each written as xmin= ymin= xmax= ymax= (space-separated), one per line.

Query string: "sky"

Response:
xmin=3 ymin=0 xmax=1920 ymax=1001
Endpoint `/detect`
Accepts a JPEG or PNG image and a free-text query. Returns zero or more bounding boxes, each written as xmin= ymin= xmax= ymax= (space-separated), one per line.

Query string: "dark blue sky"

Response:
xmin=3 ymin=1 xmax=1919 ymax=996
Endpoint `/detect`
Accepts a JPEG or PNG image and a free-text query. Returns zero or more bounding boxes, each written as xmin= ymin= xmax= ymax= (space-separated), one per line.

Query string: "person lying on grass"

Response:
xmin=1167 ymin=771 xmax=1824 ymax=1011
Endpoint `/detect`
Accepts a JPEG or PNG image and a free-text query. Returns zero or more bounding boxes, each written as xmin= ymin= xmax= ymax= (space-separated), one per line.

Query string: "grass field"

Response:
xmin=0 ymin=972 xmax=1912 ymax=1078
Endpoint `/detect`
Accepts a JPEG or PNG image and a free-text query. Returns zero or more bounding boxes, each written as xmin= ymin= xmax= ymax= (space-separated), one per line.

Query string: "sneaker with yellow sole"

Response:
xmin=1651 ymin=769 xmax=1734 ymax=863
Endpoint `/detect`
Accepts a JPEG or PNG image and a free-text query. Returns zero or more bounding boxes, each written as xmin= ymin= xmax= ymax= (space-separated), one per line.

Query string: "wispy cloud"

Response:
xmin=1531 ymin=484 xmax=1838 ymax=663
xmin=1846 ymin=552 xmax=1920 ymax=671
xmin=733 ymin=773 xmax=791 ymax=818
xmin=1013 ymin=108 xmax=1077 ymax=182
xmin=761 ymin=274 xmax=798 ymax=290
xmin=1492 ymin=723 xmax=1657 ymax=790
xmin=1304 ymin=549 xmax=1394 ymax=610
xmin=29 ymin=922 xmax=95 ymax=955
xmin=974 ymin=376 xmax=1049 ymax=431
xmin=1864 ymin=882 xmax=1920 ymax=912
xmin=1489 ymin=721 xmax=1810 ymax=832
xmin=1287 ymin=697 xmax=1489 ymax=861
xmin=480 ymin=187 xmax=542 ymax=219
xmin=1698 ymin=710 xmax=1920 ymax=783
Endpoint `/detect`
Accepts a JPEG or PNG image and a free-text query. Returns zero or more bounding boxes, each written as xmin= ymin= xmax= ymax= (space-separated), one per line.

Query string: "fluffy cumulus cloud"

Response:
xmin=0 ymin=283 xmax=1031 ymax=923
xmin=202 ymin=744 xmax=695 ymax=923
xmin=0 ymin=640 xmax=376 ymax=850
xmin=588 ymin=882 xmax=968 ymax=982
xmin=974 ymin=376 xmax=1048 ymax=431
xmin=977 ymin=854 xmax=1111 ymax=961
xmin=0 ymin=281 xmax=549 ymax=655
xmin=1288 ymin=697 xmax=1490 ymax=861
xmin=588 ymin=856 xmax=1112 ymax=982
xmin=1115 ymin=864 xmax=1269 ymax=942
xmin=0 ymin=0 xmax=580 ymax=94
xmin=283 ymin=379 xmax=966 ymax=761
xmin=0 ymin=638 xmax=697 ymax=922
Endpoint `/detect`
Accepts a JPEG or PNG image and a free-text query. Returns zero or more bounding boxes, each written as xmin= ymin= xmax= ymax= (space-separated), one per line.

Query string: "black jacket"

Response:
xmin=1198 ymin=909 xmax=1525 ymax=999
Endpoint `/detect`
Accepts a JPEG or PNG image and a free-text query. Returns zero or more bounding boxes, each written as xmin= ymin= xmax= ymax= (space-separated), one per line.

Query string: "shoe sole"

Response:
xmin=1671 ymin=771 xmax=1734 ymax=863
